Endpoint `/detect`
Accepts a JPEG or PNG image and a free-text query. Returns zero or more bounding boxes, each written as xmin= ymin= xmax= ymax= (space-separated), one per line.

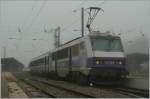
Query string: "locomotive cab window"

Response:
xmin=90 ymin=36 xmax=123 ymax=51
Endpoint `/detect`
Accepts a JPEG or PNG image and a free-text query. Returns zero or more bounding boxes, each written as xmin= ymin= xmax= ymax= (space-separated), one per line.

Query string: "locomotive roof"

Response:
xmin=61 ymin=36 xmax=82 ymax=46
xmin=52 ymin=36 xmax=87 ymax=52
xmin=31 ymin=51 xmax=50 ymax=62
xmin=30 ymin=31 xmax=120 ymax=63
xmin=52 ymin=31 xmax=120 ymax=52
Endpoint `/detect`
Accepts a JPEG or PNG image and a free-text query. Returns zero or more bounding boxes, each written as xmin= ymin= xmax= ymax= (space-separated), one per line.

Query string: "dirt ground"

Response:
xmin=1 ymin=72 xmax=28 ymax=98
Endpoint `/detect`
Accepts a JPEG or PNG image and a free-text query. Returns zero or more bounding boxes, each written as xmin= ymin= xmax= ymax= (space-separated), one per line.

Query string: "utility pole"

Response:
xmin=54 ymin=26 xmax=60 ymax=48
xmin=3 ymin=46 xmax=6 ymax=58
xmin=57 ymin=26 xmax=60 ymax=47
xmin=81 ymin=8 xmax=84 ymax=37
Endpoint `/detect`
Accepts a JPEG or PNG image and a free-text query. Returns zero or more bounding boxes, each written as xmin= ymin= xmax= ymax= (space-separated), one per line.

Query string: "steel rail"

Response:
xmin=115 ymin=87 xmax=149 ymax=98
xmin=23 ymin=79 xmax=56 ymax=98
xmin=32 ymin=78 xmax=96 ymax=98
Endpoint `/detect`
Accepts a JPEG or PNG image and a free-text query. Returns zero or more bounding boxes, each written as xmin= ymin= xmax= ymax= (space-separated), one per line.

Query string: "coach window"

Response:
xmin=63 ymin=48 xmax=68 ymax=58
xmin=80 ymin=42 xmax=85 ymax=50
xmin=52 ymin=53 xmax=55 ymax=60
xmin=38 ymin=59 xmax=41 ymax=65
xmin=72 ymin=44 xmax=79 ymax=56
xmin=57 ymin=48 xmax=68 ymax=59
xmin=47 ymin=56 xmax=49 ymax=64
xmin=45 ymin=57 xmax=47 ymax=65
xmin=57 ymin=50 xmax=61 ymax=59
xmin=41 ymin=58 xmax=44 ymax=65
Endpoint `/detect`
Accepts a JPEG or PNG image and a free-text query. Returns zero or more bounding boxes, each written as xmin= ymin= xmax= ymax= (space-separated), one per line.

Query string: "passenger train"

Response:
xmin=29 ymin=31 xmax=128 ymax=84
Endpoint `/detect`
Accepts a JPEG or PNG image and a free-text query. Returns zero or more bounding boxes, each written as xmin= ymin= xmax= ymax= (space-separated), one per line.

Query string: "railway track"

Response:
xmin=34 ymin=77 xmax=149 ymax=98
xmin=12 ymin=73 xmax=53 ymax=98
xmin=114 ymin=87 xmax=149 ymax=98
xmin=95 ymin=85 xmax=149 ymax=98
xmin=30 ymin=77 xmax=132 ymax=98
xmin=17 ymin=79 xmax=54 ymax=98
xmin=20 ymin=78 xmax=149 ymax=98
xmin=23 ymin=78 xmax=95 ymax=98
xmin=13 ymin=73 xmax=149 ymax=98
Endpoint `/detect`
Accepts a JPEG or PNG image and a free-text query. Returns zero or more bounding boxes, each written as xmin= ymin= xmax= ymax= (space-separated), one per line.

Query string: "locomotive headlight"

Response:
xmin=115 ymin=61 xmax=122 ymax=64
xmin=95 ymin=60 xmax=103 ymax=65
xmin=119 ymin=61 xmax=122 ymax=65
xmin=96 ymin=60 xmax=99 ymax=64
xmin=112 ymin=61 xmax=115 ymax=64
xmin=117 ymin=61 xmax=122 ymax=65
xmin=110 ymin=61 xmax=115 ymax=64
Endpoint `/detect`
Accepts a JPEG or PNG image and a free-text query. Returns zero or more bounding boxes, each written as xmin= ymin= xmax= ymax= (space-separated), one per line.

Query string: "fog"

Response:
xmin=0 ymin=0 xmax=149 ymax=67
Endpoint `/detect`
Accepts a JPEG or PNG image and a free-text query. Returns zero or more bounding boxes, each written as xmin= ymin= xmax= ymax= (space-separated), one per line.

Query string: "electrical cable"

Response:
xmin=61 ymin=17 xmax=81 ymax=32
xmin=20 ymin=0 xmax=37 ymax=32
xmin=119 ymin=24 xmax=149 ymax=36
xmin=60 ymin=0 xmax=86 ymax=19
xmin=25 ymin=0 xmax=46 ymax=32
xmin=61 ymin=1 xmax=101 ymax=33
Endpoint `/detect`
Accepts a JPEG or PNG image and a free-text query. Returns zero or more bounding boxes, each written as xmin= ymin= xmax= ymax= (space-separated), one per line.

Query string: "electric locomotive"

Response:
xmin=29 ymin=31 xmax=128 ymax=84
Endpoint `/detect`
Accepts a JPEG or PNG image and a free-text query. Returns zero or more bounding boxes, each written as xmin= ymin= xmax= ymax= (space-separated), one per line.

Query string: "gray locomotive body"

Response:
xmin=29 ymin=32 xmax=128 ymax=84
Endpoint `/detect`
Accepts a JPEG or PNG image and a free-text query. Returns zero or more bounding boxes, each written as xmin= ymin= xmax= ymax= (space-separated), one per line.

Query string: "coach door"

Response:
xmin=46 ymin=56 xmax=49 ymax=73
xmin=79 ymin=42 xmax=86 ymax=67
xmin=48 ymin=54 xmax=51 ymax=73
xmin=45 ymin=56 xmax=47 ymax=73
xmin=69 ymin=47 xmax=72 ymax=73
xmin=54 ymin=52 xmax=58 ymax=74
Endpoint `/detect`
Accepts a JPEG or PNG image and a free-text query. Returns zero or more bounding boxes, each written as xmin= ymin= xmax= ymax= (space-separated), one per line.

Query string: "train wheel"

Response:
xmin=89 ymin=82 xmax=93 ymax=86
xmin=88 ymin=75 xmax=95 ymax=86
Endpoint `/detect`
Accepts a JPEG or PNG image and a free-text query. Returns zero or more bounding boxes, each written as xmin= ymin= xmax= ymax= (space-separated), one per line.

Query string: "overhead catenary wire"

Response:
xmin=16 ymin=0 xmax=107 ymax=46
xmin=20 ymin=0 xmax=38 ymax=32
xmin=61 ymin=11 xmax=91 ymax=33
xmin=25 ymin=0 xmax=46 ymax=32
xmin=62 ymin=1 xmax=106 ymax=33
xmin=17 ymin=0 xmax=46 ymax=53
xmin=97 ymin=0 xmax=107 ymax=7
xmin=44 ymin=1 xmax=87 ymax=33
xmin=118 ymin=24 xmax=149 ymax=36
xmin=36 ymin=1 xmax=86 ymax=34
xmin=24 ymin=1 xmax=104 ymax=34
xmin=37 ymin=1 xmax=87 ymax=34
xmin=17 ymin=1 xmax=44 ymax=50
xmin=61 ymin=17 xmax=81 ymax=32
xmin=12 ymin=1 xmax=37 ymax=43
xmin=18 ymin=0 xmax=107 ymax=49
xmin=60 ymin=0 xmax=86 ymax=20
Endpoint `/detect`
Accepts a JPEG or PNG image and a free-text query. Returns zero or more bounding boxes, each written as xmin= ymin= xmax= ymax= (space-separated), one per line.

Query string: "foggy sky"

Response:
xmin=0 ymin=0 xmax=149 ymax=66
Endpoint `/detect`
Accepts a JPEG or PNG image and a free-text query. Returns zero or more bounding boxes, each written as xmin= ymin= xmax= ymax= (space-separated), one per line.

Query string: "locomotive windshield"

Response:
xmin=90 ymin=36 xmax=123 ymax=51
